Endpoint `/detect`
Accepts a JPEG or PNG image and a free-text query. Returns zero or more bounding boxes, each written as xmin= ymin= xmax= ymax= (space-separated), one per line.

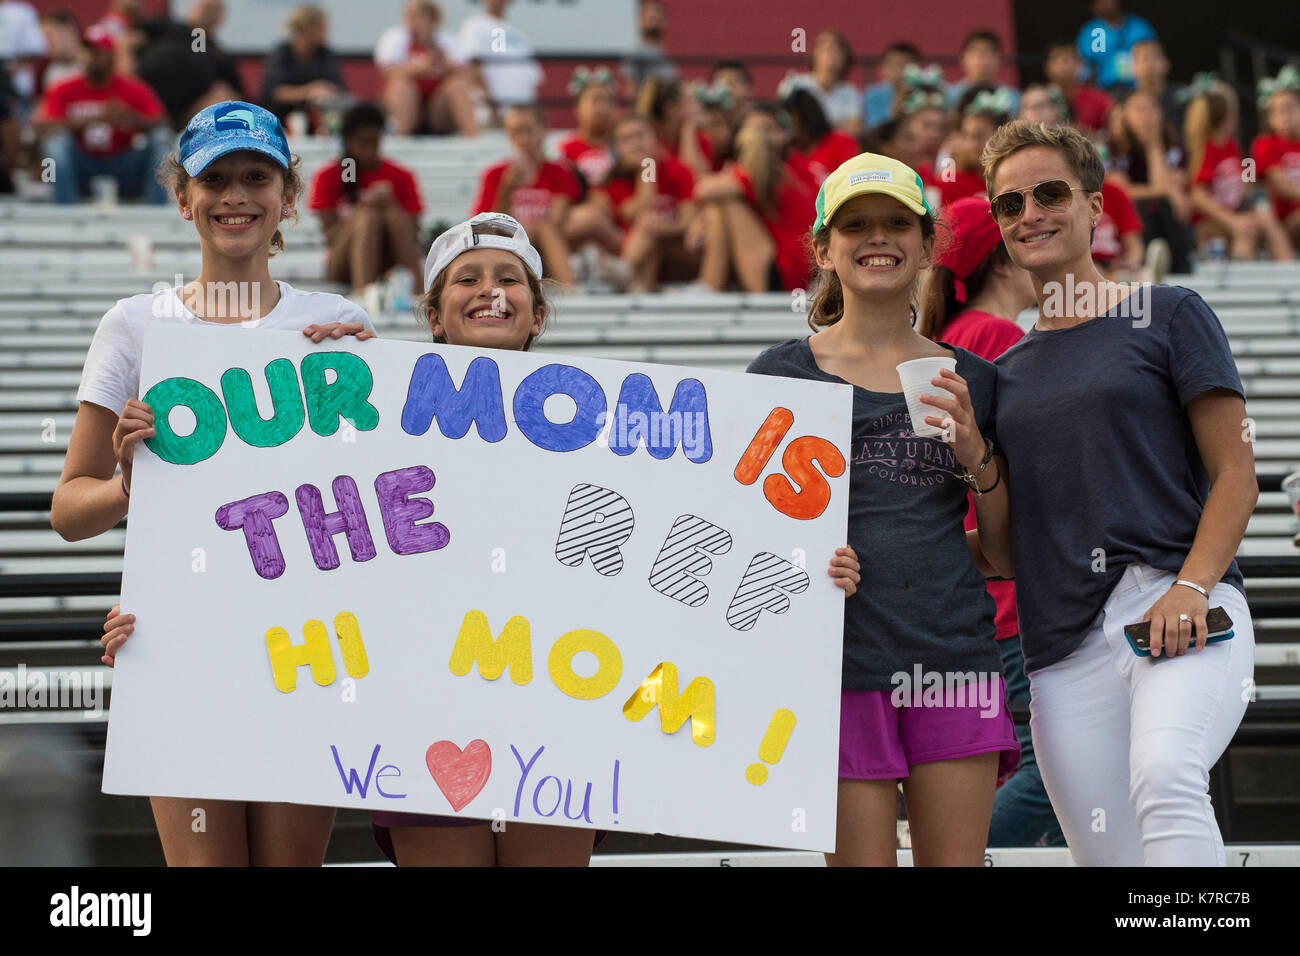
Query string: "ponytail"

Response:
xmin=918 ymin=264 xmax=959 ymax=340
xmin=734 ymin=122 xmax=777 ymax=210
xmin=1184 ymin=88 xmax=1233 ymax=183
xmin=918 ymin=243 xmax=1010 ymax=341
xmin=1183 ymin=95 xmax=1212 ymax=184
xmin=807 ymin=268 xmax=845 ymax=331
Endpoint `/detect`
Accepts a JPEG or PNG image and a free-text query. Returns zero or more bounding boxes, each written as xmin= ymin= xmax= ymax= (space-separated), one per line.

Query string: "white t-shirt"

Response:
xmin=374 ymin=25 xmax=466 ymax=70
xmin=783 ymin=73 xmax=862 ymax=128
xmin=456 ymin=13 xmax=541 ymax=106
xmin=78 ymin=281 xmax=376 ymax=416
xmin=0 ymin=2 xmax=45 ymax=60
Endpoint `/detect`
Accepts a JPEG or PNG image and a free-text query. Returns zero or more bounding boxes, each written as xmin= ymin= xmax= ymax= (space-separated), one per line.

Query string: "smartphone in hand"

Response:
xmin=1124 ymin=607 xmax=1234 ymax=657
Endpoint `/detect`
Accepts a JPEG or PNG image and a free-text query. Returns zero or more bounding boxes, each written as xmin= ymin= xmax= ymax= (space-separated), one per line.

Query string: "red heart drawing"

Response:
xmin=425 ymin=739 xmax=492 ymax=812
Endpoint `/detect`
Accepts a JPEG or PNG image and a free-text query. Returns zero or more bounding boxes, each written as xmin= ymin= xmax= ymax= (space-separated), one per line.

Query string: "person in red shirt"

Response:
xmin=694 ymin=85 xmax=735 ymax=172
xmin=1186 ymin=81 xmax=1294 ymax=261
xmin=693 ymin=107 xmax=817 ymax=292
xmin=1251 ymin=80 xmax=1300 ymax=251
xmin=556 ymin=67 xmax=633 ymax=285
xmin=592 ymin=113 xmax=700 ymax=291
xmin=636 ymin=76 xmax=714 ymax=178
xmin=555 ymin=66 xmax=618 ymax=189
xmin=1091 ymin=180 xmax=1145 ymax=278
xmin=897 ymin=76 xmax=952 ymax=211
xmin=471 ymin=103 xmax=580 ymax=285
xmin=1043 ymin=40 xmax=1112 ymax=135
xmin=784 ymin=87 xmax=859 ymax=184
xmin=374 ymin=0 xmax=477 ymax=137
xmin=35 ymin=25 xmax=168 ymax=204
xmin=1018 ymin=84 xmax=1068 ymax=127
xmin=919 ymin=194 xmax=1063 ymax=848
xmin=308 ymin=102 xmax=425 ymax=297
xmin=936 ymin=87 xmax=1011 ymax=210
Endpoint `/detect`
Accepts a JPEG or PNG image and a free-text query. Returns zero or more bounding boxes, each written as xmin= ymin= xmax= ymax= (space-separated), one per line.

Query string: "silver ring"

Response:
xmin=1178 ymin=613 xmax=1191 ymax=623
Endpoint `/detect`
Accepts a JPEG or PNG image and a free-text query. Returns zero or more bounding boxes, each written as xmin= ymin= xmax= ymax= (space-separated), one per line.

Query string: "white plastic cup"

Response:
xmin=1284 ymin=471 xmax=1300 ymax=522
xmin=91 ymin=175 xmax=118 ymax=209
xmin=897 ymin=356 xmax=957 ymax=438
xmin=126 ymin=234 xmax=154 ymax=273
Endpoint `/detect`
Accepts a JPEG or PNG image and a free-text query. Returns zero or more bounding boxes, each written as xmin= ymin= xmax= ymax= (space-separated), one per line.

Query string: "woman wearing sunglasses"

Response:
xmin=980 ymin=121 xmax=1256 ymax=866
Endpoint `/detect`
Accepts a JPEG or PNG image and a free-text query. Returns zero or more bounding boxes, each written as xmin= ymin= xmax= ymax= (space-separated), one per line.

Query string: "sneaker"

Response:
xmin=1142 ymin=238 xmax=1171 ymax=285
xmin=360 ymin=281 xmax=384 ymax=318
xmin=569 ymin=251 xmax=589 ymax=284
xmin=596 ymin=253 xmax=633 ymax=293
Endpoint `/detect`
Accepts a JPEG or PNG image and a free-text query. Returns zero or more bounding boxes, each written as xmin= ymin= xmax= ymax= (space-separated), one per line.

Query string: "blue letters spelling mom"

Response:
xmin=401 ymin=355 xmax=712 ymax=463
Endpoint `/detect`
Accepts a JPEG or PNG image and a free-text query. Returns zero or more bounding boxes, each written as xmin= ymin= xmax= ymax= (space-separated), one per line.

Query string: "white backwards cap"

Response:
xmin=423 ymin=212 xmax=544 ymax=289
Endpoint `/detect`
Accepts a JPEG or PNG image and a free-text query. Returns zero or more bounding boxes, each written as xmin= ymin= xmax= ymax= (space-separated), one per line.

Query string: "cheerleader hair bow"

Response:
xmin=964 ymin=88 xmax=1014 ymax=118
xmin=902 ymin=62 xmax=946 ymax=92
xmin=569 ymin=65 xmax=615 ymax=96
xmin=776 ymin=71 xmax=809 ymax=100
xmin=1046 ymin=84 xmax=1070 ymax=121
xmin=694 ymin=82 xmax=735 ymax=111
xmin=900 ymin=87 xmax=948 ymax=115
xmin=898 ymin=63 xmax=948 ymax=115
xmin=1177 ymin=71 xmax=1221 ymax=105
xmin=1257 ymin=64 xmax=1300 ymax=108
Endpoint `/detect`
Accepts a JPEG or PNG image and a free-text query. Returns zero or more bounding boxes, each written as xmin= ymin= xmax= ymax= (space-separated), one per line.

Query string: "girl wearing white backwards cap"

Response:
xmin=56 ymin=100 xmax=375 ymax=866
xmin=747 ymin=153 xmax=1019 ymax=866
xmin=368 ymin=212 xmax=862 ymax=864
xmin=369 ymin=212 xmax=586 ymax=865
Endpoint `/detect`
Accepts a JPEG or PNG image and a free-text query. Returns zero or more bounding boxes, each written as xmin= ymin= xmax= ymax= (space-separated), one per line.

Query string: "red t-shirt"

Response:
xmin=1091 ymin=181 xmax=1142 ymax=263
xmin=308 ymin=157 xmax=423 ymax=217
xmin=471 ymin=159 xmax=581 ymax=223
xmin=732 ymin=159 xmax=817 ymax=291
xmin=1068 ymin=85 xmax=1113 ymax=132
xmin=800 ymin=130 xmax=860 ymax=184
xmin=660 ymin=129 xmax=714 ymax=169
xmin=1250 ymin=133 xmax=1300 ymax=222
xmin=916 ymin=162 xmax=943 ymax=215
xmin=938 ymin=309 xmax=1025 ymax=640
xmin=555 ymin=134 xmax=614 ymax=187
xmin=598 ymin=154 xmax=696 ymax=232
xmin=38 ymin=74 xmax=165 ymax=158
xmin=937 ymin=168 xmax=988 ymax=209
xmin=1191 ymin=137 xmax=1245 ymax=219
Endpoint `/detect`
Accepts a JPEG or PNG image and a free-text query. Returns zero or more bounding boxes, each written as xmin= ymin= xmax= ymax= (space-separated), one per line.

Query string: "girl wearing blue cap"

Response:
xmin=55 ymin=101 xmax=375 ymax=866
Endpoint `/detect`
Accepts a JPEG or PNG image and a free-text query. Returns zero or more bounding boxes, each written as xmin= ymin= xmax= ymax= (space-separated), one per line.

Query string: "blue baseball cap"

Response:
xmin=178 ymin=101 xmax=291 ymax=177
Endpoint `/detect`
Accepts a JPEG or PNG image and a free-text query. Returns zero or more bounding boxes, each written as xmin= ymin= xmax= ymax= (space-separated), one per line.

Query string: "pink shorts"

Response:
xmin=839 ymin=677 xmax=1020 ymax=782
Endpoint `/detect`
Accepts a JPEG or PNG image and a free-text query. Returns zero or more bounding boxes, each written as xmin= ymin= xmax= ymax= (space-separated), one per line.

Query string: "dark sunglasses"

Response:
xmin=988 ymin=179 xmax=1088 ymax=223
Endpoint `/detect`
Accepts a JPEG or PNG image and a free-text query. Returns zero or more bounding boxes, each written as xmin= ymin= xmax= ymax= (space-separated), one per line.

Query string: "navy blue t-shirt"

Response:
xmin=995 ymin=285 xmax=1247 ymax=673
xmin=747 ymin=338 xmax=1002 ymax=691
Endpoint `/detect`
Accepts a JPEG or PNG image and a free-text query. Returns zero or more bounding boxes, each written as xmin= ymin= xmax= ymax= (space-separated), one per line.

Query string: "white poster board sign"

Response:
xmin=102 ymin=324 xmax=851 ymax=851
xmin=188 ymin=0 xmax=638 ymax=55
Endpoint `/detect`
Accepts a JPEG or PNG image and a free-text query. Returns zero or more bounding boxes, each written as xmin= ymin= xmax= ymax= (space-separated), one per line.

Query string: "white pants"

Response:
xmin=1028 ymin=562 xmax=1255 ymax=866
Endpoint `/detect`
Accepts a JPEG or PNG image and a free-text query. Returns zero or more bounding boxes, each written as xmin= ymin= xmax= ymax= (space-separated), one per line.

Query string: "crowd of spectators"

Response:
xmin=1 ymin=0 xmax=1299 ymax=292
